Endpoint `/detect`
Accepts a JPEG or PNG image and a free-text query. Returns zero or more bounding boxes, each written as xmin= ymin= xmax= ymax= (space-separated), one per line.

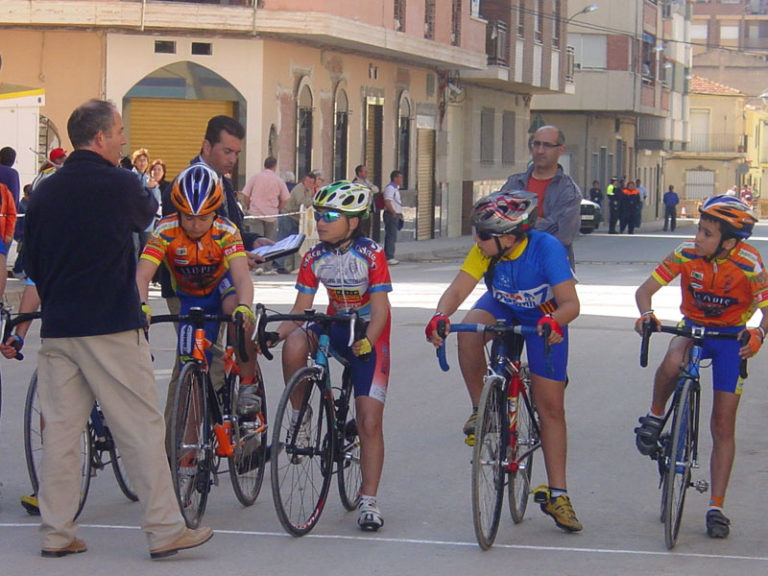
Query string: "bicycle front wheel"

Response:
xmin=508 ymin=365 xmax=536 ymax=523
xmin=270 ymin=367 xmax=334 ymax=536
xmin=170 ymin=363 xmax=212 ymax=529
xmin=472 ymin=376 xmax=507 ymax=550
xmin=337 ymin=378 xmax=362 ymax=511
xmin=23 ymin=371 xmax=91 ymax=518
xmin=663 ymin=379 xmax=694 ymax=549
xmin=228 ymin=370 xmax=268 ymax=506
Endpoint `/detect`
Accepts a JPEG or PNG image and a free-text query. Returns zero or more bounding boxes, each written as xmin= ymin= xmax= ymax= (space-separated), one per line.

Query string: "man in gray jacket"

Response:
xmin=501 ymin=125 xmax=581 ymax=268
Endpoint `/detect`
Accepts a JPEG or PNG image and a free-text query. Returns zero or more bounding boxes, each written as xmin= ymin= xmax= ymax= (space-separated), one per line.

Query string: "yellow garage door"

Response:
xmin=125 ymin=98 xmax=233 ymax=180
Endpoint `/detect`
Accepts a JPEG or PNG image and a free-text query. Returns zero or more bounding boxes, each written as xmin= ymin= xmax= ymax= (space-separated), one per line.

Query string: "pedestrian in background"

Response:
xmin=353 ymin=164 xmax=379 ymax=238
xmin=0 ymin=146 xmax=21 ymax=207
xmin=275 ymin=170 xmax=315 ymax=273
xmin=382 ymin=170 xmax=403 ymax=265
xmin=635 ymin=179 xmax=647 ymax=229
xmin=663 ymin=184 xmax=679 ymax=232
xmin=24 ymin=99 xmax=213 ymax=560
xmin=588 ymin=179 xmax=602 ymax=206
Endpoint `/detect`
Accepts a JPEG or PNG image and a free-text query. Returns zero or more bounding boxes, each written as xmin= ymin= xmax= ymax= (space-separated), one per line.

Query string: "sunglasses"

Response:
xmin=530 ymin=140 xmax=561 ymax=149
xmin=313 ymin=210 xmax=344 ymax=223
xmin=474 ymin=229 xmax=497 ymax=242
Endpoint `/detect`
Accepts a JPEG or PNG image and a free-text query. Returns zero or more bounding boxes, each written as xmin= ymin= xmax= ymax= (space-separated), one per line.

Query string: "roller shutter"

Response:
xmin=126 ymin=98 xmax=233 ymax=179
xmin=416 ymin=128 xmax=435 ymax=240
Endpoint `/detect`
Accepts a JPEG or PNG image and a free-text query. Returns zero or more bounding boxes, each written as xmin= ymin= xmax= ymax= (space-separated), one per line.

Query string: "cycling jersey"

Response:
xmin=297 ymin=237 xmax=392 ymax=403
xmin=652 ymin=240 xmax=768 ymax=326
xmin=141 ymin=214 xmax=245 ymax=297
xmin=461 ymin=230 xmax=574 ymax=325
xmin=297 ymin=237 xmax=392 ymax=320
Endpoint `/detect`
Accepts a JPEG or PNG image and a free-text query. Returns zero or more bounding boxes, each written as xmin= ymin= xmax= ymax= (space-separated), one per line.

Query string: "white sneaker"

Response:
xmin=387 ymin=258 xmax=399 ymax=266
xmin=358 ymin=500 xmax=384 ymax=531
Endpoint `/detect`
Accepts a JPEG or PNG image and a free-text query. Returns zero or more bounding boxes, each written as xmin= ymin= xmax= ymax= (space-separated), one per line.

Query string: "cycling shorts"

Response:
xmin=682 ymin=319 xmax=745 ymax=395
xmin=308 ymin=315 xmax=390 ymax=404
xmin=473 ymin=291 xmax=568 ymax=382
xmin=177 ymin=272 xmax=236 ymax=362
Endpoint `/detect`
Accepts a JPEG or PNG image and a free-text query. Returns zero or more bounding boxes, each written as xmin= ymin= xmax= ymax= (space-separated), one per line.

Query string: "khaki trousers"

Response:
xmin=37 ymin=329 xmax=186 ymax=550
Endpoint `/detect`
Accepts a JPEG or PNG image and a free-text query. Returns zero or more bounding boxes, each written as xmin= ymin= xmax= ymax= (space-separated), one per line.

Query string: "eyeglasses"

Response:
xmin=314 ymin=210 xmax=344 ymax=223
xmin=530 ymin=140 xmax=562 ymax=149
xmin=474 ymin=229 xmax=497 ymax=241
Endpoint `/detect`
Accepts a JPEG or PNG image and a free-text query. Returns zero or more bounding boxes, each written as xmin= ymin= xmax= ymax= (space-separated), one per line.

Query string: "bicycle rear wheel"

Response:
xmin=472 ymin=376 xmax=507 ymax=550
xmin=228 ymin=370 xmax=268 ymax=506
xmin=170 ymin=363 xmax=212 ymax=529
xmin=270 ymin=367 xmax=334 ymax=536
xmin=23 ymin=371 xmax=91 ymax=518
xmin=337 ymin=376 xmax=362 ymax=511
xmin=663 ymin=379 xmax=694 ymax=549
xmin=508 ymin=366 xmax=536 ymax=523
xmin=102 ymin=422 xmax=138 ymax=502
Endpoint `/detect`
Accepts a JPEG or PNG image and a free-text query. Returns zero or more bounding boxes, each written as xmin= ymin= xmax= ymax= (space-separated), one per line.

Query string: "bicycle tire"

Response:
xmin=23 ymin=371 xmax=91 ymax=519
xmin=228 ymin=370 xmax=268 ymax=506
xmin=337 ymin=378 xmax=362 ymax=511
xmin=508 ymin=365 xmax=536 ymax=523
xmin=170 ymin=363 xmax=212 ymax=529
xmin=663 ymin=379 xmax=694 ymax=549
xmin=270 ymin=367 xmax=334 ymax=536
xmin=471 ymin=376 xmax=507 ymax=550
xmin=104 ymin=425 xmax=138 ymax=502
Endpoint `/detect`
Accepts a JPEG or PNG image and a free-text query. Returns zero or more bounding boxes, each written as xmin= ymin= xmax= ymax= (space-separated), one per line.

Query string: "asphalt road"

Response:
xmin=2 ymin=225 xmax=768 ymax=575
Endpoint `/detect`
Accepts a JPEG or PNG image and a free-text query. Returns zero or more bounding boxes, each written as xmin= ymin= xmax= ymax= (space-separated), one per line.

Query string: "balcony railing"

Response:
xmin=486 ymin=20 xmax=509 ymax=67
xmin=146 ymin=0 xmax=255 ymax=4
xmin=689 ymin=132 xmax=746 ymax=153
xmin=565 ymin=46 xmax=575 ymax=84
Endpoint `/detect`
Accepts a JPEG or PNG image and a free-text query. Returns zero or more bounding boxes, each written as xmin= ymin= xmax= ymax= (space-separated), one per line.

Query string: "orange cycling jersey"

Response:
xmin=141 ymin=214 xmax=245 ymax=297
xmin=652 ymin=240 xmax=768 ymax=326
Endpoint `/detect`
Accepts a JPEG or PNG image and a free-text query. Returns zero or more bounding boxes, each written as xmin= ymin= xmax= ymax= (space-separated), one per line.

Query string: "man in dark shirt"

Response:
xmin=24 ymin=99 xmax=213 ymax=560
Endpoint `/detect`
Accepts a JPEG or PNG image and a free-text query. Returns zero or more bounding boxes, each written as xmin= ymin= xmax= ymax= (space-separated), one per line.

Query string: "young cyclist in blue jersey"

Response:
xmin=267 ymin=181 xmax=392 ymax=532
xmin=425 ymin=190 xmax=582 ymax=532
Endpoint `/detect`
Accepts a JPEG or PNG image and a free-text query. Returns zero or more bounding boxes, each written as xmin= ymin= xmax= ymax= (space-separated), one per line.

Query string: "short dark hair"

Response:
xmin=264 ymin=156 xmax=278 ymax=170
xmin=0 ymin=147 xmax=17 ymax=166
xmin=204 ymin=115 xmax=245 ymax=146
xmin=355 ymin=165 xmax=365 ymax=177
xmin=67 ymin=100 xmax=118 ymax=148
xmin=390 ymin=170 xmax=402 ymax=181
xmin=303 ymin=171 xmax=316 ymax=180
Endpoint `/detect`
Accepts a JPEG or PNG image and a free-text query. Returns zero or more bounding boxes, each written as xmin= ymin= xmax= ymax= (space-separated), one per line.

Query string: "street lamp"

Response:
xmin=567 ymin=3 xmax=598 ymax=23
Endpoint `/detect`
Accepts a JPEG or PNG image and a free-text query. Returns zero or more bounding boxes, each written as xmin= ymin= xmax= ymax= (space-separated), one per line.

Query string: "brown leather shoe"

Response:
xmin=150 ymin=527 xmax=213 ymax=559
xmin=41 ymin=537 xmax=87 ymax=558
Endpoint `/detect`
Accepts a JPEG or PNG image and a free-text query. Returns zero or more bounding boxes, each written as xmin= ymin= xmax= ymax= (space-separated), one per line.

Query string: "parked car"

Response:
xmin=580 ymin=198 xmax=602 ymax=234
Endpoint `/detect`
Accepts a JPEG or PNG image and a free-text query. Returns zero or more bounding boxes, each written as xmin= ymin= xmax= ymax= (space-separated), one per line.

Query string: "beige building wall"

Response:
xmin=0 ymin=29 xmax=104 ymax=153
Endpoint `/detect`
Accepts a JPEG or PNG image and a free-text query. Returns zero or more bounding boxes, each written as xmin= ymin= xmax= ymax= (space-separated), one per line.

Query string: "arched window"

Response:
xmin=397 ymin=94 xmax=412 ymax=189
xmin=296 ymin=82 xmax=313 ymax=180
xmin=333 ymin=87 xmax=349 ymax=180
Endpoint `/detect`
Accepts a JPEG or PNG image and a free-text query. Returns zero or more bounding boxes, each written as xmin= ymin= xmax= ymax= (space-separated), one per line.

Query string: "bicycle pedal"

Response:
xmin=533 ymin=486 xmax=549 ymax=504
xmin=693 ymin=480 xmax=709 ymax=493
xmin=464 ymin=434 xmax=475 ymax=447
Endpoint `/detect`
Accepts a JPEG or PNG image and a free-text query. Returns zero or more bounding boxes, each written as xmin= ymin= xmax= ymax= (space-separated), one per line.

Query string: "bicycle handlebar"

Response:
xmin=255 ymin=304 xmax=364 ymax=362
xmin=639 ymin=321 xmax=750 ymax=379
xmin=435 ymin=321 xmax=548 ymax=372
xmin=1 ymin=311 xmax=42 ymax=361
xmin=152 ymin=307 xmax=249 ymax=363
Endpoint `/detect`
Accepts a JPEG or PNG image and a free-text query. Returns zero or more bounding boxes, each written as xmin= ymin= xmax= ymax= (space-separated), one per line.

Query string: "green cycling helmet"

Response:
xmin=313 ymin=180 xmax=370 ymax=218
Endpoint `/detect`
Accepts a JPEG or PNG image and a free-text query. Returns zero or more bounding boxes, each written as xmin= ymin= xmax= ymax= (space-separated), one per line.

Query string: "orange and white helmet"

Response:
xmin=170 ymin=164 xmax=223 ymax=216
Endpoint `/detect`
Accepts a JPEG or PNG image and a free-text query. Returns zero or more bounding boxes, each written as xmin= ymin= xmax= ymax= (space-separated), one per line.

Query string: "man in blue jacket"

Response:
xmin=501 ymin=125 xmax=581 ymax=268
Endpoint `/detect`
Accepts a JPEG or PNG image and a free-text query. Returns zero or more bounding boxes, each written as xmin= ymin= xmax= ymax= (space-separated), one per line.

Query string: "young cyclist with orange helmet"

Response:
xmin=634 ymin=195 xmax=768 ymax=539
xmin=136 ymin=164 xmax=260 ymax=416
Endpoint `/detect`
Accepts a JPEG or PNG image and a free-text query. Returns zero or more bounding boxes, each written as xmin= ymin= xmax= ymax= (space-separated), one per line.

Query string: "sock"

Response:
xmin=359 ymin=494 xmax=377 ymax=508
xmin=709 ymin=496 xmax=724 ymax=510
xmin=240 ymin=377 xmax=255 ymax=387
xmin=549 ymin=488 xmax=567 ymax=500
xmin=649 ymin=408 xmax=664 ymax=418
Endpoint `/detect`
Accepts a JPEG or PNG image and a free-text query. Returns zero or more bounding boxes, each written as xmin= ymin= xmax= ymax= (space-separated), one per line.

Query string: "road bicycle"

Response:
xmin=2 ymin=311 xmax=137 ymax=518
xmin=640 ymin=321 xmax=748 ymax=549
xmin=151 ymin=307 xmax=267 ymax=528
xmin=256 ymin=305 xmax=363 ymax=536
xmin=437 ymin=320 xmax=549 ymax=550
